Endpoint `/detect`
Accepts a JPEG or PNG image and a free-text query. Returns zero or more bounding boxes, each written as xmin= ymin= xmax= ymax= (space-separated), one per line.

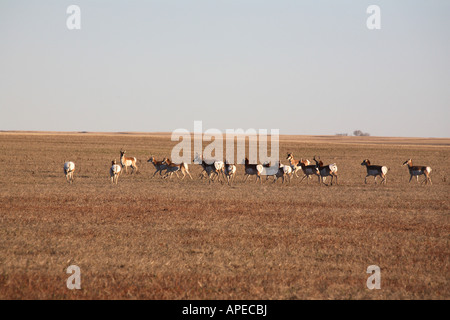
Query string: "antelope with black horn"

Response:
xmin=162 ymin=157 xmax=193 ymax=180
xmin=402 ymin=159 xmax=432 ymax=185
xmin=243 ymin=158 xmax=263 ymax=184
xmin=120 ymin=150 xmax=138 ymax=174
xmin=147 ymin=155 xmax=167 ymax=178
xmin=361 ymin=159 xmax=388 ymax=184
xmin=313 ymin=156 xmax=338 ymax=186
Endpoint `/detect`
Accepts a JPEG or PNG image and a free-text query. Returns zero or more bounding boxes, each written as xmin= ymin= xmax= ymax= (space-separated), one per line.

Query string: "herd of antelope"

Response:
xmin=63 ymin=151 xmax=433 ymax=186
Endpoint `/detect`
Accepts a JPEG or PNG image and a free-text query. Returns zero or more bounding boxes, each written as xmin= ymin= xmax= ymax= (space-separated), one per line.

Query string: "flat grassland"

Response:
xmin=0 ymin=132 xmax=449 ymax=299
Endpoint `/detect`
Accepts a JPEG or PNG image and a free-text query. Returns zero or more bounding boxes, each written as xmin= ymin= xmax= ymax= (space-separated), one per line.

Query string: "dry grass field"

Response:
xmin=0 ymin=132 xmax=449 ymax=300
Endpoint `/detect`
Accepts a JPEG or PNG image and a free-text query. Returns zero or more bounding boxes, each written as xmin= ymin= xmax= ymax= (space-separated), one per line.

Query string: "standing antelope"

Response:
xmin=109 ymin=160 xmax=122 ymax=184
xmin=313 ymin=156 xmax=338 ymax=186
xmin=224 ymin=163 xmax=237 ymax=185
xmin=243 ymin=158 xmax=263 ymax=183
xmin=162 ymin=158 xmax=193 ymax=180
xmin=361 ymin=159 xmax=388 ymax=184
xmin=63 ymin=161 xmax=75 ymax=184
xmin=194 ymin=153 xmax=224 ymax=183
xmin=120 ymin=150 xmax=138 ymax=174
xmin=147 ymin=156 xmax=167 ymax=177
xmin=402 ymin=159 xmax=432 ymax=185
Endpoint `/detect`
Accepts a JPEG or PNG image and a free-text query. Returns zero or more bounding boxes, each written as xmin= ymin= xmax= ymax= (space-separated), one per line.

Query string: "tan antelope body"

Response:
xmin=162 ymin=158 xmax=193 ymax=180
xmin=286 ymin=153 xmax=306 ymax=178
xmin=120 ymin=150 xmax=138 ymax=174
xmin=402 ymin=159 xmax=432 ymax=185
xmin=361 ymin=159 xmax=388 ymax=184
xmin=63 ymin=161 xmax=75 ymax=184
xmin=109 ymin=160 xmax=122 ymax=184
xmin=313 ymin=156 xmax=338 ymax=186
xmin=147 ymin=156 xmax=168 ymax=177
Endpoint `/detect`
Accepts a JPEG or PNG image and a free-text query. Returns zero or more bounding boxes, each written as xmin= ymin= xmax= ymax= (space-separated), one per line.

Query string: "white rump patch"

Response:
xmin=226 ymin=165 xmax=236 ymax=175
xmin=214 ymin=161 xmax=224 ymax=171
xmin=329 ymin=163 xmax=337 ymax=173
xmin=111 ymin=164 xmax=121 ymax=174
xmin=283 ymin=165 xmax=292 ymax=174
xmin=256 ymin=164 xmax=264 ymax=174
xmin=64 ymin=161 xmax=75 ymax=172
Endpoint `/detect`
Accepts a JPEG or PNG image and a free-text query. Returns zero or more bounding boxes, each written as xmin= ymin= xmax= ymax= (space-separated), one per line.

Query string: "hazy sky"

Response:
xmin=0 ymin=0 xmax=449 ymax=137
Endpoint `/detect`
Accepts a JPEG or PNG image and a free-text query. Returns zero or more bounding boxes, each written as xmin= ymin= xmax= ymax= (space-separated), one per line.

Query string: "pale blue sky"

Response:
xmin=0 ymin=0 xmax=449 ymax=137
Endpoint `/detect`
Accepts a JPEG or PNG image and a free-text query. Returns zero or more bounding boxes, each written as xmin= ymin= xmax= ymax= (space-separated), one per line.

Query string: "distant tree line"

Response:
xmin=353 ymin=130 xmax=370 ymax=137
xmin=335 ymin=130 xmax=370 ymax=137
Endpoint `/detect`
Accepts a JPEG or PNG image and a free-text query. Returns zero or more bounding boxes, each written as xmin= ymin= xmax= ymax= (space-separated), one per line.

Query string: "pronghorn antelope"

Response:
xmin=243 ymin=158 xmax=264 ymax=183
xmin=271 ymin=161 xmax=292 ymax=184
xmin=194 ymin=153 xmax=224 ymax=183
xmin=263 ymin=162 xmax=273 ymax=181
xmin=120 ymin=150 xmax=138 ymax=174
xmin=402 ymin=159 xmax=432 ymax=185
xmin=292 ymin=158 xmax=320 ymax=184
xmin=361 ymin=159 xmax=388 ymax=184
xmin=162 ymin=158 xmax=193 ymax=180
xmin=286 ymin=153 xmax=307 ymax=178
xmin=63 ymin=161 xmax=75 ymax=183
xmin=286 ymin=153 xmax=315 ymax=181
xmin=147 ymin=156 xmax=167 ymax=178
xmin=224 ymin=163 xmax=237 ymax=185
xmin=109 ymin=160 xmax=122 ymax=184
xmin=313 ymin=156 xmax=338 ymax=186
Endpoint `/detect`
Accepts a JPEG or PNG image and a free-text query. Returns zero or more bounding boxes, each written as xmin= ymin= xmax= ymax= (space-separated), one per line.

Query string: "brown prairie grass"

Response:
xmin=0 ymin=132 xmax=449 ymax=299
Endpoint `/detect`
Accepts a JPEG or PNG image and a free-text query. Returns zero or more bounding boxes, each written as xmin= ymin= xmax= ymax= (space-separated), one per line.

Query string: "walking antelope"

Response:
xmin=313 ymin=156 xmax=338 ymax=186
xmin=286 ymin=153 xmax=315 ymax=181
xmin=289 ymin=158 xmax=320 ymax=184
xmin=271 ymin=161 xmax=292 ymax=184
xmin=120 ymin=150 xmax=138 ymax=174
xmin=224 ymin=163 xmax=237 ymax=185
xmin=243 ymin=158 xmax=264 ymax=183
xmin=402 ymin=159 xmax=432 ymax=185
xmin=147 ymin=156 xmax=168 ymax=177
xmin=361 ymin=159 xmax=388 ymax=184
xmin=286 ymin=153 xmax=307 ymax=178
xmin=109 ymin=160 xmax=122 ymax=184
xmin=63 ymin=161 xmax=75 ymax=184
xmin=162 ymin=158 xmax=193 ymax=180
xmin=193 ymin=153 xmax=224 ymax=183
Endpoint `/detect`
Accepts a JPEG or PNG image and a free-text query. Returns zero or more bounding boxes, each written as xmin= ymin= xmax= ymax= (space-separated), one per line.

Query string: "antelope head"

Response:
xmin=402 ymin=159 xmax=412 ymax=166
xmin=313 ymin=155 xmax=323 ymax=166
